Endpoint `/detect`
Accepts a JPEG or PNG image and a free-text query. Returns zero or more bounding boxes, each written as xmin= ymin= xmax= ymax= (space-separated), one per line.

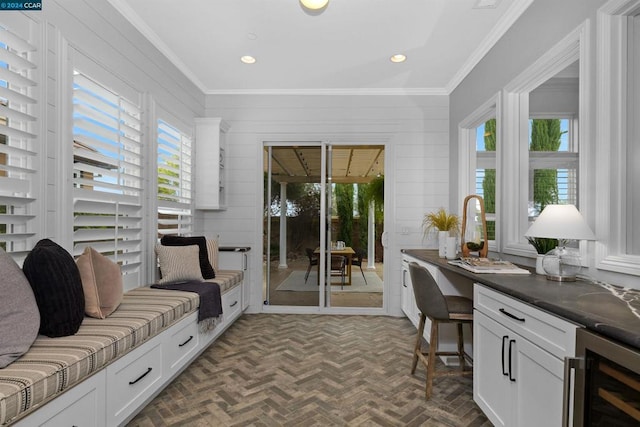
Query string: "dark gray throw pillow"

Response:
xmin=0 ymin=248 xmax=40 ymax=368
xmin=23 ymin=239 xmax=85 ymax=337
xmin=160 ymin=235 xmax=216 ymax=279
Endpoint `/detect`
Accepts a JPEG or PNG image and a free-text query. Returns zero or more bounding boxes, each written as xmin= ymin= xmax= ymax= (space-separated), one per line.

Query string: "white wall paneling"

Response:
xmin=200 ymin=94 xmax=449 ymax=315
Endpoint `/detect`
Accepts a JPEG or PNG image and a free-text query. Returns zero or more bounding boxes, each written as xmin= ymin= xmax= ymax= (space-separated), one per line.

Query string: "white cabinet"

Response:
xmin=400 ymin=257 xmax=418 ymax=325
xmin=219 ymin=248 xmax=251 ymax=311
xmin=195 ymin=117 xmax=230 ymax=210
xmin=15 ymin=370 xmax=107 ymax=427
xmin=107 ymin=339 xmax=164 ymax=426
xmin=473 ymin=284 xmax=578 ymax=427
xmin=164 ymin=311 xmax=200 ymax=374
xmin=222 ymin=284 xmax=242 ymax=324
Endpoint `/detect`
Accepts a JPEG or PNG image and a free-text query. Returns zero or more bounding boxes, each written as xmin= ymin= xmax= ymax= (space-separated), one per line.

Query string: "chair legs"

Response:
xmin=359 ymin=266 xmax=368 ymax=285
xmin=411 ymin=315 xmax=473 ymax=400
xmin=304 ymin=264 xmax=312 ymax=283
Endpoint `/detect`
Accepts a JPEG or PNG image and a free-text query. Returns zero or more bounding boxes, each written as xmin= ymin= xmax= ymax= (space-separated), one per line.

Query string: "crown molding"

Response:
xmin=107 ymin=0 xmax=208 ymax=93
xmin=204 ymin=87 xmax=448 ymax=96
xmin=445 ymin=0 xmax=534 ymax=94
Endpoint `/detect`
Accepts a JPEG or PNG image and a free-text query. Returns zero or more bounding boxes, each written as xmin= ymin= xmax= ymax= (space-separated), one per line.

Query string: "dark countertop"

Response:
xmin=219 ymin=246 xmax=251 ymax=252
xmin=402 ymin=249 xmax=640 ymax=350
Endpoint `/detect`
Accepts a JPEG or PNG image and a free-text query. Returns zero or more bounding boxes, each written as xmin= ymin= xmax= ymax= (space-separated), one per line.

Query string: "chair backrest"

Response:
xmin=305 ymin=248 xmax=316 ymax=261
xmin=354 ymin=248 xmax=365 ymax=264
xmin=408 ymin=262 xmax=450 ymax=320
xmin=330 ymin=255 xmax=345 ymax=270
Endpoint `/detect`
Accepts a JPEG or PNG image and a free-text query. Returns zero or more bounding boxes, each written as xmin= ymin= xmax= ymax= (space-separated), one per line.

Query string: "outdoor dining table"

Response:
xmin=314 ymin=246 xmax=356 ymax=286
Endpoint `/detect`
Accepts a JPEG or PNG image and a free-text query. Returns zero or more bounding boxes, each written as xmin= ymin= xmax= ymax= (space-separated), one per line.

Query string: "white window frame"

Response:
xmin=458 ymin=94 xmax=500 ymax=252
xmin=596 ymin=0 xmax=640 ymax=275
xmin=502 ymin=22 xmax=590 ymax=258
xmin=72 ymin=65 xmax=143 ymax=289
xmin=0 ymin=18 xmax=42 ymax=263
xmin=156 ymin=111 xmax=194 ymax=238
xmin=527 ymin=114 xmax=579 ymax=218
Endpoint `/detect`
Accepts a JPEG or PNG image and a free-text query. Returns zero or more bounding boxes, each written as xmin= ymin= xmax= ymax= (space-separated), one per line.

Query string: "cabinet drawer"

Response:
xmin=222 ymin=285 xmax=242 ymax=323
xmin=16 ymin=370 xmax=106 ymax=427
xmin=42 ymin=380 xmax=103 ymax=427
xmin=474 ymin=284 xmax=577 ymax=359
xmin=164 ymin=311 xmax=199 ymax=373
xmin=107 ymin=340 xmax=163 ymax=426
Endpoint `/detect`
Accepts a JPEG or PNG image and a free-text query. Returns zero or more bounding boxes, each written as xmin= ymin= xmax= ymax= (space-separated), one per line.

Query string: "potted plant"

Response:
xmin=423 ymin=208 xmax=460 ymax=258
xmin=526 ymin=237 xmax=558 ymax=274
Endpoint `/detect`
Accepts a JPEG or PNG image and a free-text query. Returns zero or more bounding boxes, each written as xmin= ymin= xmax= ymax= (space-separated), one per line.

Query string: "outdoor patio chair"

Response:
xmin=330 ymin=255 xmax=347 ymax=289
xmin=352 ymin=248 xmax=368 ymax=285
xmin=304 ymin=248 xmax=318 ymax=283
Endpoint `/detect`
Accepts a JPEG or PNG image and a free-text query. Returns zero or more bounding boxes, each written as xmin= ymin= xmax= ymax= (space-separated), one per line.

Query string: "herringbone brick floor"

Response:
xmin=128 ymin=314 xmax=491 ymax=427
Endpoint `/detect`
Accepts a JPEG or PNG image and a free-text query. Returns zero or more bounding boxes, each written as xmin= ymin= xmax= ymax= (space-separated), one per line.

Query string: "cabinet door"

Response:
xmin=511 ymin=335 xmax=565 ymax=427
xmin=474 ymin=310 xmax=514 ymax=427
xmin=219 ymin=250 xmax=250 ymax=311
xmin=401 ymin=262 xmax=413 ymax=319
xmin=195 ymin=117 xmax=229 ymax=210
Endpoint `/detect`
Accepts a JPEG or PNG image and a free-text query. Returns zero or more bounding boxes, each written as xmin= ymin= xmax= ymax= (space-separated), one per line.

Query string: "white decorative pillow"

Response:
xmin=155 ymin=244 xmax=204 ymax=284
xmin=206 ymin=238 xmax=219 ymax=272
xmin=0 ymin=248 xmax=40 ymax=368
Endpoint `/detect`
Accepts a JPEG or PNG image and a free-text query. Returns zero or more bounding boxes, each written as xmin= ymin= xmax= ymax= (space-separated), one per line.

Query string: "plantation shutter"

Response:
xmin=72 ymin=71 xmax=143 ymax=283
xmin=157 ymin=119 xmax=193 ymax=236
xmin=0 ymin=25 xmax=38 ymax=258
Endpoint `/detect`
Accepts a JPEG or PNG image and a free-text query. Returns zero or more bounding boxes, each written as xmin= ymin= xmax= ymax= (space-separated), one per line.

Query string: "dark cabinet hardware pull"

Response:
xmin=179 ymin=335 xmax=194 ymax=347
xmin=129 ymin=367 xmax=152 ymax=385
xmin=508 ymin=339 xmax=516 ymax=382
xmin=230 ymin=301 xmax=238 ymax=307
xmin=499 ymin=308 xmax=526 ymax=322
xmin=501 ymin=335 xmax=509 ymax=376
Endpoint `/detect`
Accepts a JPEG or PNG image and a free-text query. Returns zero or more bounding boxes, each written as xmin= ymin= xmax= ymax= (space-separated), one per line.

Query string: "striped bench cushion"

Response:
xmin=204 ymin=269 xmax=243 ymax=293
xmin=0 ymin=287 xmax=198 ymax=425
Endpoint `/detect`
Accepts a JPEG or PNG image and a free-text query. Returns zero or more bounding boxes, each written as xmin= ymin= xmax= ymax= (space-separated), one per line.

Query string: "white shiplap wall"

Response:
xmin=6 ymin=1 xmax=205 ymax=286
xmin=198 ymin=94 xmax=449 ymax=315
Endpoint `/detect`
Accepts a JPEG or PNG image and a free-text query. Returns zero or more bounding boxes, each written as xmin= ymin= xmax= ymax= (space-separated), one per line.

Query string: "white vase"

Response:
xmin=446 ymin=236 xmax=458 ymax=259
xmin=536 ymin=254 xmax=546 ymax=275
xmin=438 ymin=231 xmax=448 ymax=258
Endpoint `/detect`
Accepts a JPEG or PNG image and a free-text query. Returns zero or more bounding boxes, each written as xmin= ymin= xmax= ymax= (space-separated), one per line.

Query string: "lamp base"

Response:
xmin=545 ymin=273 xmax=577 ymax=282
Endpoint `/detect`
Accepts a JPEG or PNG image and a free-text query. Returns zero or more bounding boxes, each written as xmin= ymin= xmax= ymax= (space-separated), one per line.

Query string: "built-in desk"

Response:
xmin=402 ymin=249 xmax=640 ymax=426
xmin=401 ymin=249 xmax=640 ymax=350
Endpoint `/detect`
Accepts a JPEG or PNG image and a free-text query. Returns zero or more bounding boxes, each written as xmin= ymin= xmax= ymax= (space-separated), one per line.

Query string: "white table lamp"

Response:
xmin=524 ymin=204 xmax=595 ymax=281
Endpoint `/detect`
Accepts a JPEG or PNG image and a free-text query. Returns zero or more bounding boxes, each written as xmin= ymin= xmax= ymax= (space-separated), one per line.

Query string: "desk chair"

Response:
xmin=408 ymin=262 xmax=473 ymax=399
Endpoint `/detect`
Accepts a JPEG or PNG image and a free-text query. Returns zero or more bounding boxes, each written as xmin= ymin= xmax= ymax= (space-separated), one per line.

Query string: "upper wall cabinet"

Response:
xmin=195 ymin=118 xmax=231 ymax=210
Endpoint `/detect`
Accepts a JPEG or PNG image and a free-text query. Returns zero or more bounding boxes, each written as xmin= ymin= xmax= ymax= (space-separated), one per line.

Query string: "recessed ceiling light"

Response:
xmin=390 ymin=54 xmax=407 ymax=63
xmin=240 ymin=55 xmax=256 ymax=64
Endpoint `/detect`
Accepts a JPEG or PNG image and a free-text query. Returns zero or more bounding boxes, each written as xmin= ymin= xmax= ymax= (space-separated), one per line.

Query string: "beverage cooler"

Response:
xmin=565 ymin=328 xmax=640 ymax=426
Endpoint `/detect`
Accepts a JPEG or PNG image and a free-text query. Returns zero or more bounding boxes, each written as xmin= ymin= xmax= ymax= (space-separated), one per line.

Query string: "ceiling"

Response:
xmin=109 ymin=0 xmax=532 ymax=95
xmin=266 ymin=145 xmax=384 ymax=183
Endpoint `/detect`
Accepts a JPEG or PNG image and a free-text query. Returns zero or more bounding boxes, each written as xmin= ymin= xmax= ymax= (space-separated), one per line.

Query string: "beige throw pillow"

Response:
xmin=156 ymin=244 xmax=204 ymax=284
xmin=76 ymin=246 xmax=123 ymax=319
xmin=206 ymin=238 xmax=219 ymax=271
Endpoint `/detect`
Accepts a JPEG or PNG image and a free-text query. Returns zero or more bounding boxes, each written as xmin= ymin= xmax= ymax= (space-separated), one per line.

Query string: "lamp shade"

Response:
xmin=524 ymin=204 xmax=595 ymax=241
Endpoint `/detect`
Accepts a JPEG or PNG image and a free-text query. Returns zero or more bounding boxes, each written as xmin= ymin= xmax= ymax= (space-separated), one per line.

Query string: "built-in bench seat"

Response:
xmin=0 ymin=270 xmax=243 ymax=426
xmin=205 ymin=269 xmax=243 ymax=293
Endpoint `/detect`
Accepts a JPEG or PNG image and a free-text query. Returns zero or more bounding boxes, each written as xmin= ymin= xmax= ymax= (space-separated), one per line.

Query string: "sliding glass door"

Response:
xmin=263 ymin=142 xmax=384 ymax=310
